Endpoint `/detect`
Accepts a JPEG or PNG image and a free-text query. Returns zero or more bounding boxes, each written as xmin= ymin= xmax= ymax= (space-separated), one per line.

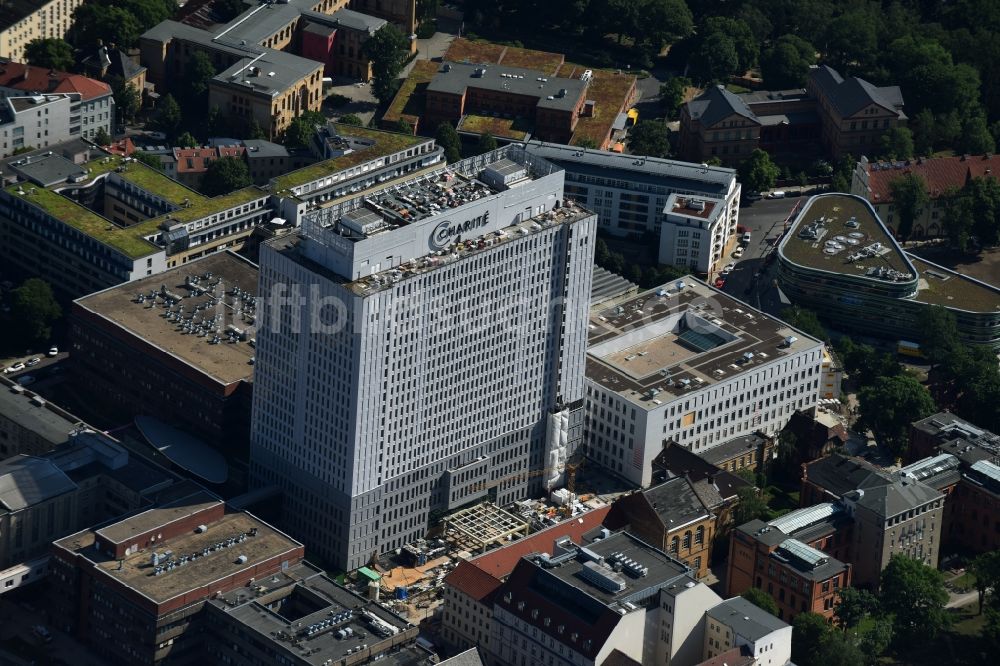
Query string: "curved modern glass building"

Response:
xmin=777 ymin=193 xmax=1000 ymax=349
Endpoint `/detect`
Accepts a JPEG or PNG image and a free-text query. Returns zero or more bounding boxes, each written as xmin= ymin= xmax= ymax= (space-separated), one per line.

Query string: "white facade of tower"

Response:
xmin=251 ymin=148 xmax=596 ymax=569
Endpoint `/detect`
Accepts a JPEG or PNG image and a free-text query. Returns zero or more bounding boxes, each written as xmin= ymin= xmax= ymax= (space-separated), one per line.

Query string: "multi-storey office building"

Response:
xmin=251 ymin=147 xmax=596 ymax=570
xmin=523 ymin=141 xmax=740 ymax=246
xmin=659 ymin=193 xmax=733 ymax=276
xmin=777 ymin=193 xmax=1000 ymax=348
xmin=584 ymin=279 xmax=824 ymax=487
xmin=0 ymin=0 xmax=85 ymax=63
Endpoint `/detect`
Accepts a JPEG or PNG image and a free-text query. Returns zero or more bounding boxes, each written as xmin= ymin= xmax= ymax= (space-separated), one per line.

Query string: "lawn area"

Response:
xmin=498 ymin=45 xmax=564 ymax=75
xmin=119 ymin=161 xmax=202 ymax=206
xmin=951 ymin=571 xmax=978 ymax=594
xmin=383 ymin=59 xmax=438 ymax=127
xmin=877 ymin=608 xmax=989 ymax=665
xmin=444 ymin=38 xmax=506 ymax=64
xmin=560 ymin=64 xmax=637 ymax=148
xmin=764 ymin=484 xmax=800 ymax=518
xmin=726 ymin=84 xmax=751 ymax=94
xmin=457 ymin=114 xmax=531 ymax=140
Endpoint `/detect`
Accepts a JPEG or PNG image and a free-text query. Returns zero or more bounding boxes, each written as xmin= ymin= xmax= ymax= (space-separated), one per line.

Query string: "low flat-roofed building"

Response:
xmin=70 ymin=252 xmax=257 ymax=461
xmin=0 ymin=429 xmax=177 ymax=572
xmin=203 ymin=562 xmax=425 ymax=666
xmin=50 ymin=490 xmax=305 ymax=665
xmin=777 ymin=193 xmax=1000 ymax=348
xmin=728 ymin=518 xmax=852 ymax=623
xmin=585 ymin=278 xmax=824 ymax=487
xmin=696 ymin=432 xmax=774 ymax=475
xmin=0 ymin=375 xmax=86 ymax=457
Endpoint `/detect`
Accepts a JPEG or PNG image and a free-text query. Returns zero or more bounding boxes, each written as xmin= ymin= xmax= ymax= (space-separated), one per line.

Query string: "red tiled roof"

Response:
xmin=174 ymin=146 xmax=246 ymax=173
xmin=695 ymin=646 xmax=754 ymax=666
xmin=468 ymin=506 xmax=611 ymax=579
xmin=106 ymin=137 xmax=136 ymax=157
xmin=443 ymin=560 xmax=502 ymax=603
xmin=867 ymin=154 xmax=1000 ymax=203
xmin=0 ymin=62 xmax=110 ymax=101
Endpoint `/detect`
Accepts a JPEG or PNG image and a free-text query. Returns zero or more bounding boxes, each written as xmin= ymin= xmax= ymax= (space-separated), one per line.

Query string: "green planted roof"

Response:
xmin=272 ymin=124 xmax=426 ymax=193
xmin=7 ymin=155 xmax=269 ymax=260
xmin=5 ymin=183 xmax=159 ymax=259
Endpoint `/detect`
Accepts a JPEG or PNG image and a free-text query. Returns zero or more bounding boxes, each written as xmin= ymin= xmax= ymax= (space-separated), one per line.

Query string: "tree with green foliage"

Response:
xmin=9 ymin=279 xmax=61 ymax=347
xmin=911 ymin=109 xmax=936 ymax=155
xmin=859 ymin=615 xmax=894 ymax=662
xmin=246 ymin=119 xmax=267 ymax=140
xmin=72 ymin=4 xmax=142 ymax=50
xmin=24 ymin=38 xmax=74 ymax=71
xmin=761 ymin=34 xmax=816 ymax=89
xmin=880 ymin=555 xmax=950 ymax=643
xmin=575 ymin=137 xmax=598 ymax=149
xmin=961 ymin=114 xmax=997 ymax=155
xmin=919 ymin=305 xmax=962 ymax=369
xmin=971 ymin=551 xmax=1000 ymax=614
xmin=659 ymin=77 xmax=691 ymax=119
xmin=639 ymin=0 xmax=694 ymax=53
xmin=959 ymin=176 xmax=1000 ymax=247
xmin=134 ymin=151 xmax=163 ymax=171
xmin=829 ymin=154 xmax=854 ymax=193
xmin=362 ymin=24 xmax=409 ymax=105
xmin=834 ymin=587 xmax=879 ymax=630
xmin=885 ymin=36 xmax=982 ymax=118
xmin=152 ymin=93 xmax=182 ymax=142
xmin=738 ymin=150 xmax=779 ymax=195
xmin=734 ymin=484 xmax=767 ymax=524
xmin=284 ymin=110 xmax=326 ymax=149
xmin=691 ymin=32 xmax=739 ymax=84
xmin=857 ymin=375 xmax=935 ymax=457
xmin=741 ymin=587 xmax=779 ymax=616
xmin=477 ymin=132 xmax=497 ymax=155
xmin=182 ymin=51 xmax=217 ymax=111
xmin=201 ymin=156 xmax=251 ymax=197
xmin=888 ymin=173 xmax=929 ymax=240
xmin=176 ymin=131 xmax=198 ymax=148
xmin=781 ymin=306 xmax=828 ymax=342
xmin=338 ymin=114 xmax=363 ymax=126
xmin=823 ymin=10 xmax=878 ymax=74
xmin=703 ymin=17 xmax=758 ymax=73
xmin=93 ymin=128 xmax=113 ymax=146
xmin=628 ymin=121 xmax=671 ymax=158
xmin=878 ymin=127 xmax=914 ymax=161
xmin=388 ymin=118 xmax=413 ymax=134
xmin=813 ymin=631 xmax=865 ymax=666
xmin=434 ymin=123 xmax=462 ymax=163
xmin=111 ymin=78 xmax=142 ymax=124
xmin=792 ymin=612 xmax=831 ymax=666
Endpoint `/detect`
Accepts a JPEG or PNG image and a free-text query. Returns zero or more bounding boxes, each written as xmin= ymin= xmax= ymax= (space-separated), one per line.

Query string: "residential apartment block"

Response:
xmin=777 ymin=193 xmax=1000 ymax=349
xmin=0 ymin=61 xmax=114 ymax=142
xmin=851 ymin=153 xmax=1000 ymax=239
xmin=251 ymin=147 xmax=596 ymax=570
xmin=584 ymin=278 xmax=824 ymax=487
xmin=0 ymin=0 xmax=85 ymax=63
xmin=523 ymin=142 xmax=741 ymax=260
xmin=679 ymin=65 xmax=905 ymax=165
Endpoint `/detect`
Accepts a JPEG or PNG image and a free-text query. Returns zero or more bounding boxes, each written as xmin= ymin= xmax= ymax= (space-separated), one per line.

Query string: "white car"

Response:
xmin=26 ymin=357 xmax=40 ymax=367
xmin=47 ymin=346 xmax=58 ymax=357
xmin=732 ymin=247 xmax=745 ymax=259
xmin=722 ymin=263 xmax=736 ymax=274
xmin=4 ymin=362 xmax=25 ymax=374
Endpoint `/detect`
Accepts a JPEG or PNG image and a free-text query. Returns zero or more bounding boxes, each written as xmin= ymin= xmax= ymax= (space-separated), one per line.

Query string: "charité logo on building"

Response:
xmin=428 ymin=212 xmax=490 ymax=251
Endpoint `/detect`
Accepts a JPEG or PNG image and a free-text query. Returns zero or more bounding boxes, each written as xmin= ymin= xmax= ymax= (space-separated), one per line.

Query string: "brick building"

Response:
xmin=49 ymin=489 xmax=305 ymax=665
xmin=604 ymin=477 xmax=716 ymax=579
xmin=728 ymin=518 xmax=852 ymax=622
xmin=679 ymin=65 xmax=905 ymax=166
xmin=70 ymin=252 xmax=258 ymax=464
xmin=425 ymin=62 xmax=589 ymax=144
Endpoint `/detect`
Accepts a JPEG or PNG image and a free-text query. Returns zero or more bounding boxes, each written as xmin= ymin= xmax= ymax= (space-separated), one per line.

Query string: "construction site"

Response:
xmin=341 ymin=456 xmax=628 ymax=628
